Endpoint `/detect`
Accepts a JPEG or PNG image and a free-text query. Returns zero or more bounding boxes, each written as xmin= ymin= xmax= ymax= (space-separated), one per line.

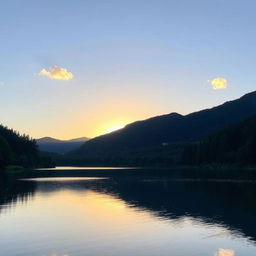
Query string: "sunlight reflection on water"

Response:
xmin=20 ymin=177 xmax=108 ymax=182
xmin=1 ymin=170 xmax=256 ymax=256
xmin=35 ymin=166 xmax=138 ymax=170
xmin=215 ymin=248 xmax=235 ymax=256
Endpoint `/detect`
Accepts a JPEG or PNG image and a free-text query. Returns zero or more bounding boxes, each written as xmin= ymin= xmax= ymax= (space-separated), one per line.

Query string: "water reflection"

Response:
xmin=215 ymin=248 xmax=235 ymax=256
xmin=49 ymin=254 xmax=70 ymax=256
xmin=0 ymin=175 xmax=36 ymax=215
xmin=36 ymin=166 xmax=137 ymax=170
xmin=21 ymin=177 xmax=108 ymax=182
xmin=0 ymin=170 xmax=256 ymax=256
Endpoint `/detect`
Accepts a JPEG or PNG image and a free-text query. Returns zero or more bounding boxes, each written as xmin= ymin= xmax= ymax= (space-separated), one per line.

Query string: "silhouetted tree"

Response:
xmin=0 ymin=124 xmax=39 ymax=170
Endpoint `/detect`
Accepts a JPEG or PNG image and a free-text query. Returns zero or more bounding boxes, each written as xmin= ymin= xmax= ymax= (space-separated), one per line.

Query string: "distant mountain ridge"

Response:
xmin=37 ymin=137 xmax=62 ymax=144
xmin=70 ymin=90 xmax=256 ymax=157
xmin=37 ymin=137 xmax=89 ymax=154
xmin=37 ymin=137 xmax=88 ymax=144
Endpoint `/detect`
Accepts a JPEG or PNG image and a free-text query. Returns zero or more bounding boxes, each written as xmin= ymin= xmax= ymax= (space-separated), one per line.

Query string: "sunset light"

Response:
xmin=104 ymin=124 xmax=125 ymax=134
xmin=1 ymin=1 xmax=256 ymax=256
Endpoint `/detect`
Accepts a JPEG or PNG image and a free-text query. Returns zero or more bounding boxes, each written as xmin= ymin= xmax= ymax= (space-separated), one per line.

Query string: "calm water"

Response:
xmin=1 ymin=167 xmax=256 ymax=256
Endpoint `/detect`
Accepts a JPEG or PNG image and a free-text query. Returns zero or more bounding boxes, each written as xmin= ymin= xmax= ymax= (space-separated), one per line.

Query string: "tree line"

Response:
xmin=0 ymin=124 xmax=38 ymax=170
xmin=182 ymin=115 xmax=256 ymax=167
xmin=52 ymin=115 xmax=256 ymax=168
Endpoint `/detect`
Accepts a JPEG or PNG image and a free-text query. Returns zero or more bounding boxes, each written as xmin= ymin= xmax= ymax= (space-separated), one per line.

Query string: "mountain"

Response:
xmin=182 ymin=114 xmax=256 ymax=166
xmin=37 ymin=137 xmax=89 ymax=154
xmin=37 ymin=137 xmax=63 ymax=144
xmin=70 ymin=91 xmax=256 ymax=158
xmin=68 ymin=137 xmax=89 ymax=142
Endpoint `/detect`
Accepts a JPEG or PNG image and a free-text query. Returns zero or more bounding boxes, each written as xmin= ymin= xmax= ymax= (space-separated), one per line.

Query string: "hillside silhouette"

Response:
xmin=69 ymin=91 xmax=256 ymax=160
xmin=182 ymin=114 xmax=256 ymax=166
xmin=0 ymin=125 xmax=38 ymax=169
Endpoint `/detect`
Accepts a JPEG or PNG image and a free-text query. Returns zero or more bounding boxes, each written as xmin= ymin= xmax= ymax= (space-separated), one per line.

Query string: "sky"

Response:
xmin=1 ymin=0 xmax=256 ymax=139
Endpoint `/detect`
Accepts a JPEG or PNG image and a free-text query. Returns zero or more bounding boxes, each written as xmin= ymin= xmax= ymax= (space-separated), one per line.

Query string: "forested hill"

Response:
xmin=0 ymin=125 xmax=38 ymax=170
xmin=69 ymin=90 xmax=256 ymax=157
xmin=182 ymin=115 xmax=256 ymax=166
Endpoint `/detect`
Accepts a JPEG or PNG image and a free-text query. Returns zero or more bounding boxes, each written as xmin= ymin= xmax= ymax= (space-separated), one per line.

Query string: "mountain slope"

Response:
xmin=37 ymin=137 xmax=89 ymax=154
xmin=182 ymin=114 xmax=256 ymax=166
xmin=70 ymin=91 xmax=256 ymax=157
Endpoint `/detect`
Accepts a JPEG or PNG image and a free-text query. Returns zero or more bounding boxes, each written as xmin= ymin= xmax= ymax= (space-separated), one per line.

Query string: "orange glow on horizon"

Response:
xmin=27 ymin=97 xmax=166 ymax=140
xmin=104 ymin=124 xmax=125 ymax=134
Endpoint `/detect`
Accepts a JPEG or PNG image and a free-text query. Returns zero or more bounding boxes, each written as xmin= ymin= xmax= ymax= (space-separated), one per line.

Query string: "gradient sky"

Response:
xmin=1 ymin=0 xmax=256 ymax=139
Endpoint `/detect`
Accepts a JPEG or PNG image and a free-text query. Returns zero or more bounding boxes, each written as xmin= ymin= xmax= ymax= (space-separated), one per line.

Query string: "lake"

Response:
xmin=1 ymin=167 xmax=256 ymax=256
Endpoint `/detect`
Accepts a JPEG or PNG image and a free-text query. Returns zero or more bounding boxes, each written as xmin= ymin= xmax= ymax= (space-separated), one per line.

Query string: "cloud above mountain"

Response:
xmin=211 ymin=77 xmax=228 ymax=90
xmin=39 ymin=66 xmax=73 ymax=80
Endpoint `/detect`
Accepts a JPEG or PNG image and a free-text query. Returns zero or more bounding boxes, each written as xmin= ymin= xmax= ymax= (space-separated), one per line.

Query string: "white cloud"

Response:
xmin=210 ymin=77 xmax=228 ymax=90
xmin=39 ymin=66 xmax=73 ymax=80
xmin=214 ymin=248 xmax=235 ymax=256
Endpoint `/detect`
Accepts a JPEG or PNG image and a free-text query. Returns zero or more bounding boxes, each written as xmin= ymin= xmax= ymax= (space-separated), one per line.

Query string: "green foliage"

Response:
xmin=181 ymin=115 xmax=256 ymax=167
xmin=0 ymin=124 xmax=39 ymax=170
xmin=0 ymin=136 xmax=12 ymax=168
